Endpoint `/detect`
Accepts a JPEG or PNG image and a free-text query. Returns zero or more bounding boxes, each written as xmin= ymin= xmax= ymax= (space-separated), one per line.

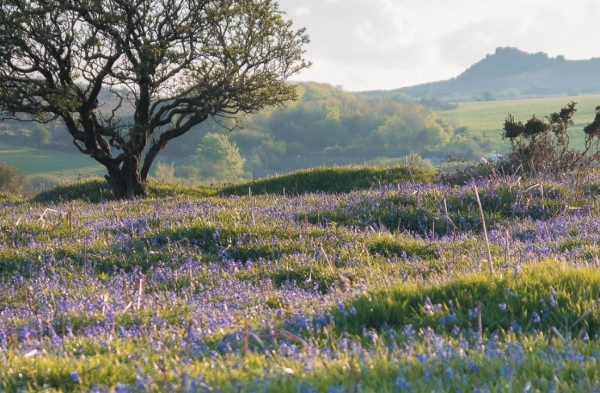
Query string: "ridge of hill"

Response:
xmin=362 ymin=47 xmax=600 ymax=101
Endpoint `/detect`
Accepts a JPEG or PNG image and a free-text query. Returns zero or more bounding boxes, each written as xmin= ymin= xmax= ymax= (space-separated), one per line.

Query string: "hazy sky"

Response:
xmin=276 ymin=0 xmax=600 ymax=92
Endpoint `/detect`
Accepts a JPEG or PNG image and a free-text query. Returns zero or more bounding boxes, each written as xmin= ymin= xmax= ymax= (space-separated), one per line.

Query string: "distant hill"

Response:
xmin=362 ymin=47 xmax=600 ymax=102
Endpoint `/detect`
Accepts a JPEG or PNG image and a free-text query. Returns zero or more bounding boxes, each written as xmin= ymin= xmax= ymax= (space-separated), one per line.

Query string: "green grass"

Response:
xmin=221 ymin=164 xmax=435 ymax=196
xmin=0 ymin=190 xmax=23 ymax=204
xmin=445 ymin=94 xmax=600 ymax=153
xmin=0 ymin=142 xmax=434 ymax=192
xmin=339 ymin=263 xmax=600 ymax=338
xmin=0 ymin=141 xmax=105 ymax=180
xmin=7 ymin=164 xmax=600 ymax=391
xmin=32 ymin=164 xmax=435 ymax=203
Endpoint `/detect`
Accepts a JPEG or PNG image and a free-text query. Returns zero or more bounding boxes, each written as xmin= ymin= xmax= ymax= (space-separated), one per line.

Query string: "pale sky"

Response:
xmin=276 ymin=0 xmax=600 ymax=92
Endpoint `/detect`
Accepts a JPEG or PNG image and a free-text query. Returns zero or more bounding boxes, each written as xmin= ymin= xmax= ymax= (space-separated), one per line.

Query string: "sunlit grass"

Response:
xmin=341 ymin=263 xmax=600 ymax=336
xmin=3 ymin=165 xmax=600 ymax=391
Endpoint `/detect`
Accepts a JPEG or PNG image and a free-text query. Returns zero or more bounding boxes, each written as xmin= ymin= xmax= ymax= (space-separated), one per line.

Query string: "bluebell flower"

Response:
xmin=69 ymin=371 xmax=80 ymax=383
xmin=114 ymin=384 xmax=129 ymax=393
xmin=368 ymin=331 xmax=378 ymax=344
xmin=403 ymin=324 xmax=415 ymax=337
xmin=549 ymin=293 xmax=558 ymax=308
xmin=394 ymin=372 xmax=410 ymax=390
xmin=423 ymin=296 xmax=433 ymax=314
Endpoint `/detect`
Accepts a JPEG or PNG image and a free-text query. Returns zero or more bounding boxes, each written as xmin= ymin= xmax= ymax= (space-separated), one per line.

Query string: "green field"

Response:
xmin=0 ymin=142 xmax=105 ymax=182
xmin=445 ymin=94 xmax=600 ymax=153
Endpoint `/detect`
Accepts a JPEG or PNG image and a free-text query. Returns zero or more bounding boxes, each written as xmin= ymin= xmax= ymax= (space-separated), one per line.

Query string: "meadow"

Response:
xmin=2 ymin=164 xmax=600 ymax=392
xmin=0 ymin=141 xmax=105 ymax=185
xmin=444 ymin=94 xmax=600 ymax=154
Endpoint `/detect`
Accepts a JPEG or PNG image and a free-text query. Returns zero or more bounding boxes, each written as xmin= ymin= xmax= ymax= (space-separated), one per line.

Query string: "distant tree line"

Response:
xmin=164 ymin=83 xmax=492 ymax=179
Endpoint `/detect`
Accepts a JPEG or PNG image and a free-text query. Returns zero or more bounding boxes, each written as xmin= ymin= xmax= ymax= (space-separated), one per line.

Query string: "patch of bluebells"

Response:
xmin=4 ymin=176 xmax=600 ymax=390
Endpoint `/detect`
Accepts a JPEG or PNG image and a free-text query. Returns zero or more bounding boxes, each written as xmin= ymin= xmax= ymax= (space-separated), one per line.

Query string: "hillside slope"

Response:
xmin=363 ymin=47 xmax=600 ymax=101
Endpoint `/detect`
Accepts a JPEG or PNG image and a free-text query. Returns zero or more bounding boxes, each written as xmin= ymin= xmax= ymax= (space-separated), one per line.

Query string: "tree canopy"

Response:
xmin=0 ymin=0 xmax=310 ymax=198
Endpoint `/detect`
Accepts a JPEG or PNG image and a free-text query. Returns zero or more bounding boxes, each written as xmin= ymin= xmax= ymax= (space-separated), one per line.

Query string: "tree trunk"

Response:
xmin=104 ymin=155 xmax=146 ymax=200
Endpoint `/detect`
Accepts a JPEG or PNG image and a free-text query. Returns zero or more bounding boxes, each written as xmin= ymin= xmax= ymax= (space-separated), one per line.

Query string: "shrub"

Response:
xmin=194 ymin=133 xmax=246 ymax=181
xmin=29 ymin=124 xmax=52 ymax=146
xmin=502 ymin=102 xmax=600 ymax=174
xmin=0 ymin=161 xmax=30 ymax=195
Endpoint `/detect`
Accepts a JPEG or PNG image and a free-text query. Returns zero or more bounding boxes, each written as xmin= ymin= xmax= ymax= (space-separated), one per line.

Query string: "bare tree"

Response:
xmin=0 ymin=0 xmax=310 ymax=198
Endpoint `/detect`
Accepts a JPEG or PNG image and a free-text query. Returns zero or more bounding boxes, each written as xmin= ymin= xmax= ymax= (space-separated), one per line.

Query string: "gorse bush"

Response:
xmin=502 ymin=102 xmax=600 ymax=174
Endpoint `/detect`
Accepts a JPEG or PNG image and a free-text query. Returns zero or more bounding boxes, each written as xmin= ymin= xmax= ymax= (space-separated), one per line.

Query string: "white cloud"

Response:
xmin=352 ymin=19 xmax=373 ymax=43
xmin=276 ymin=0 xmax=600 ymax=91
xmin=293 ymin=7 xmax=310 ymax=16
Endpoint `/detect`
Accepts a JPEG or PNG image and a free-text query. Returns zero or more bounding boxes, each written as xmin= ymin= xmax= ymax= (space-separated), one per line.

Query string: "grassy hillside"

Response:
xmin=2 ymin=166 xmax=600 ymax=390
xmin=33 ymin=164 xmax=436 ymax=202
xmin=0 ymin=141 xmax=105 ymax=182
xmin=366 ymin=47 xmax=600 ymax=101
xmin=445 ymin=94 xmax=600 ymax=154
